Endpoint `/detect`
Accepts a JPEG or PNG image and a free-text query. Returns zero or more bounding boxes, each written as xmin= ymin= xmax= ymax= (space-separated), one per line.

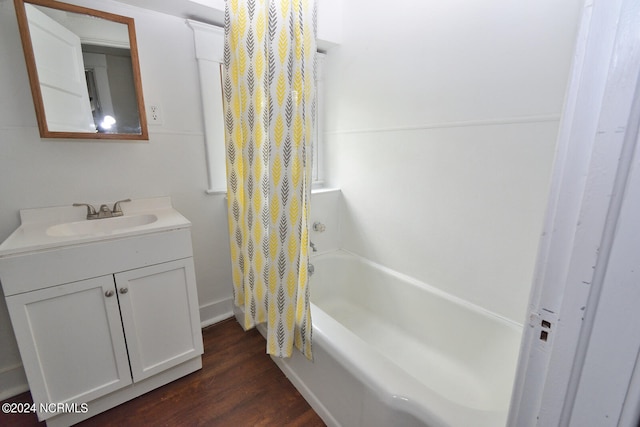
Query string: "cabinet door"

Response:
xmin=115 ymin=258 xmax=203 ymax=382
xmin=6 ymin=276 xmax=132 ymax=420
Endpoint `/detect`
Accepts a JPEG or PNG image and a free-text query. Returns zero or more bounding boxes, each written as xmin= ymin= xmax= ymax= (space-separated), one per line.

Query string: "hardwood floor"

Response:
xmin=0 ymin=319 xmax=325 ymax=427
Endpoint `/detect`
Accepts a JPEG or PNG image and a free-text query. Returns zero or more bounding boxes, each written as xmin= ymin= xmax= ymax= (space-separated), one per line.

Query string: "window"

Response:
xmin=189 ymin=21 xmax=325 ymax=194
xmin=313 ymin=52 xmax=326 ymax=186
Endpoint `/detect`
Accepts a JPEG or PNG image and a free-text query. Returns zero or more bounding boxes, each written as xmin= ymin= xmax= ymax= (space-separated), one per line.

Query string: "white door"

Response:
xmin=567 ymin=114 xmax=640 ymax=425
xmin=115 ymin=259 xmax=204 ymax=382
xmin=507 ymin=0 xmax=640 ymax=425
xmin=6 ymin=276 xmax=132 ymax=421
xmin=25 ymin=4 xmax=96 ymax=132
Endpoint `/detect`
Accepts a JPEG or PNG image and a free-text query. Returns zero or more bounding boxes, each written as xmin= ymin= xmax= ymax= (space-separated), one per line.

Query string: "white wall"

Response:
xmin=323 ymin=0 xmax=583 ymax=322
xmin=0 ymin=0 xmax=233 ymax=398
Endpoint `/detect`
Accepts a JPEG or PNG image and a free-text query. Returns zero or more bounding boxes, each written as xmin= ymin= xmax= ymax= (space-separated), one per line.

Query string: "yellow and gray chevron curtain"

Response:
xmin=222 ymin=0 xmax=316 ymax=359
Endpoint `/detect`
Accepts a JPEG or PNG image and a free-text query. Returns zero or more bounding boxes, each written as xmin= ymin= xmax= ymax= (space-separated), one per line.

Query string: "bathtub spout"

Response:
xmin=310 ymin=241 xmax=317 ymax=252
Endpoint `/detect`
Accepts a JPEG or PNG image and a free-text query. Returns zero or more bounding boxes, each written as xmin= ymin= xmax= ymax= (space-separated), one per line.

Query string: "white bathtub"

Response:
xmin=266 ymin=250 xmax=523 ymax=427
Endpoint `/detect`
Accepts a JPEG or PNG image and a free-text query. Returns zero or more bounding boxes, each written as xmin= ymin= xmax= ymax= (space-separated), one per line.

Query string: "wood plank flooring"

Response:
xmin=0 ymin=318 xmax=325 ymax=427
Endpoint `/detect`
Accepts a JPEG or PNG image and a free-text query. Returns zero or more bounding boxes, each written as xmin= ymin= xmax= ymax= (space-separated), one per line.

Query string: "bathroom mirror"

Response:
xmin=14 ymin=0 xmax=148 ymax=139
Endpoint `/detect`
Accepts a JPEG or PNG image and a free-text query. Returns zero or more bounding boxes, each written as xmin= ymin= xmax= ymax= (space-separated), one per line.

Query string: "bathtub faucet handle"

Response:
xmin=310 ymin=241 xmax=317 ymax=252
xmin=313 ymin=222 xmax=326 ymax=232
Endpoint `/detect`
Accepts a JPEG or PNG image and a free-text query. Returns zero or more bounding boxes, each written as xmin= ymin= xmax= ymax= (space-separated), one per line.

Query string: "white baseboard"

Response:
xmin=0 ymin=363 xmax=28 ymax=401
xmin=199 ymin=297 xmax=233 ymax=328
xmin=270 ymin=355 xmax=340 ymax=427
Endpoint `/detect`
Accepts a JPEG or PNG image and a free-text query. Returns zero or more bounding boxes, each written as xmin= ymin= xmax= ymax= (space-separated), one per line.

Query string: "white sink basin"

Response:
xmin=46 ymin=214 xmax=158 ymax=237
xmin=0 ymin=198 xmax=192 ymax=257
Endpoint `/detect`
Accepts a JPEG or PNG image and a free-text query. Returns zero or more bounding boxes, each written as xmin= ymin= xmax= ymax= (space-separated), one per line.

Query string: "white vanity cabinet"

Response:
xmin=0 ymin=198 xmax=204 ymax=426
xmin=115 ymin=259 xmax=202 ymax=382
xmin=6 ymin=275 xmax=134 ymax=409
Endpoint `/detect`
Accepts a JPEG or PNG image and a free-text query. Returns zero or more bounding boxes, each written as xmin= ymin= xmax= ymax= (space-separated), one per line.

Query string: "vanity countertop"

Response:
xmin=0 ymin=197 xmax=191 ymax=257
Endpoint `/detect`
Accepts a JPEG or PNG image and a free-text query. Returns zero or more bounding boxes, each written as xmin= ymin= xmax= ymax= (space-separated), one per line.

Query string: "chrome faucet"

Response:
xmin=310 ymin=241 xmax=317 ymax=252
xmin=74 ymin=199 xmax=131 ymax=220
xmin=111 ymin=199 xmax=131 ymax=216
xmin=96 ymin=204 xmax=113 ymax=219
xmin=73 ymin=203 xmax=98 ymax=219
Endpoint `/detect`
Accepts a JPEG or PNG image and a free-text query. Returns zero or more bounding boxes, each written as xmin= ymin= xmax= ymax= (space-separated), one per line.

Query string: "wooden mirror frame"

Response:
xmin=14 ymin=0 xmax=148 ymax=140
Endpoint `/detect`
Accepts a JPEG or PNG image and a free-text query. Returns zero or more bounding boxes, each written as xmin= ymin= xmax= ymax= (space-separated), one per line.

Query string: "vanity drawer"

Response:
xmin=0 ymin=228 xmax=193 ymax=296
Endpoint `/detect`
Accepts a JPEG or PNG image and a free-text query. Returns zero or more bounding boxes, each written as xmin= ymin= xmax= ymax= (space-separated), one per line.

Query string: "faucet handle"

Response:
xmin=112 ymin=199 xmax=131 ymax=216
xmin=73 ymin=203 xmax=98 ymax=219
xmin=313 ymin=222 xmax=326 ymax=232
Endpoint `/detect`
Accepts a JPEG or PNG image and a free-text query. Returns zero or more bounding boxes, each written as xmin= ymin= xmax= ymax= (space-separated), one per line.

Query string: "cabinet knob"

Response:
xmin=119 ymin=287 xmax=128 ymax=294
xmin=105 ymin=290 xmax=114 ymax=297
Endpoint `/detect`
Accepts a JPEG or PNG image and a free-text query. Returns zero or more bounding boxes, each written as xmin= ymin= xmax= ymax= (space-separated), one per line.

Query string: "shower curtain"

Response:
xmin=222 ymin=0 xmax=317 ymax=359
